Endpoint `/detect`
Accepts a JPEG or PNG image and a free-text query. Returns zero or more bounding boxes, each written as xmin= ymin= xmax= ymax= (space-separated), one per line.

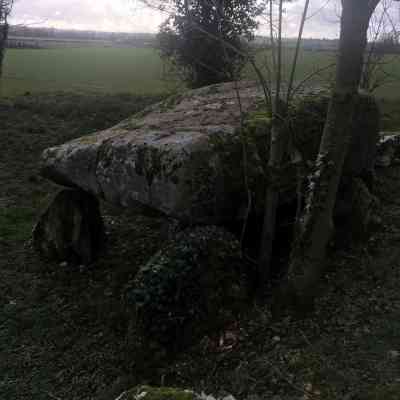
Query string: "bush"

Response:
xmin=158 ymin=0 xmax=262 ymax=88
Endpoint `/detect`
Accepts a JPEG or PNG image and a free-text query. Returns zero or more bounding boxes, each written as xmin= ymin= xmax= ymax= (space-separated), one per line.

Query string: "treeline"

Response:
xmin=8 ymin=26 xmax=158 ymax=48
xmin=7 ymin=26 xmax=400 ymax=54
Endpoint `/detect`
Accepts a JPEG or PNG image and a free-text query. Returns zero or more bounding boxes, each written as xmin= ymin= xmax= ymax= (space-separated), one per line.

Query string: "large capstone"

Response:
xmin=32 ymin=189 xmax=105 ymax=264
xmin=40 ymin=81 xmax=380 ymax=225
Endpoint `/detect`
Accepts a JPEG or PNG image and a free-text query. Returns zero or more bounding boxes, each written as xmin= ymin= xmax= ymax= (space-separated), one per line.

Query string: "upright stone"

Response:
xmin=33 ymin=189 xmax=104 ymax=265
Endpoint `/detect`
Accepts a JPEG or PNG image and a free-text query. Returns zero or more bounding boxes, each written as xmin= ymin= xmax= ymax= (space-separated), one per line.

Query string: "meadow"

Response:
xmin=3 ymin=46 xmax=400 ymax=101
xmin=1 ymin=47 xmax=178 ymax=97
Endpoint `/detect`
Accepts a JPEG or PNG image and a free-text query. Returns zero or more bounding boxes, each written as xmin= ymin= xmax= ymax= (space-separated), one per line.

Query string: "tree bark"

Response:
xmin=258 ymin=0 xmax=285 ymax=286
xmin=0 ymin=0 xmax=11 ymax=80
xmin=0 ymin=21 xmax=8 ymax=79
xmin=278 ymin=0 xmax=380 ymax=313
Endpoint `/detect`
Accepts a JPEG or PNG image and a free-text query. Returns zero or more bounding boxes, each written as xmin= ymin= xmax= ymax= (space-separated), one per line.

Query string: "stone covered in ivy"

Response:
xmin=126 ymin=226 xmax=247 ymax=346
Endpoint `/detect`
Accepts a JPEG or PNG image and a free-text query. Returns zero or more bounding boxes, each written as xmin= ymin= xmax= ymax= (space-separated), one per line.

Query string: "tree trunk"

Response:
xmin=0 ymin=21 xmax=8 ymax=79
xmin=0 ymin=0 xmax=10 ymax=81
xmin=258 ymin=101 xmax=288 ymax=285
xmin=278 ymin=0 xmax=380 ymax=313
xmin=257 ymin=0 xmax=285 ymax=287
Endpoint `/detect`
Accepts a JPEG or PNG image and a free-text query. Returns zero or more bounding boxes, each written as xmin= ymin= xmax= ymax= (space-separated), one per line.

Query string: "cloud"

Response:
xmin=8 ymin=0 xmax=400 ymax=38
xmin=10 ymin=0 xmax=165 ymax=32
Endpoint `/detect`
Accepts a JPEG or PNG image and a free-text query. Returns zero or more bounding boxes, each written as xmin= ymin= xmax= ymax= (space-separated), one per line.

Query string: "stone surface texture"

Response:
xmin=40 ymin=81 xmax=379 ymax=224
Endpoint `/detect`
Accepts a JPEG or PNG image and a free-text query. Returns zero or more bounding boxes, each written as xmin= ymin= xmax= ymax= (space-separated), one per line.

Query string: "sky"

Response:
xmin=7 ymin=0 xmax=398 ymax=39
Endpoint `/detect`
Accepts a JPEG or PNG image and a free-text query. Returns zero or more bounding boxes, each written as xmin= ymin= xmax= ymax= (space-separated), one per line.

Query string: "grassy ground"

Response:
xmin=1 ymin=48 xmax=179 ymax=96
xmin=3 ymin=47 xmax=400 ymax=100
xmin=1 ymin=92 xmax=400 ymax=400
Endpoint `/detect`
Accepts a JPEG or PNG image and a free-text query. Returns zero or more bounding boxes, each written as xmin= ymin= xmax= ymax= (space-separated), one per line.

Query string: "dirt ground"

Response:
xmin=0 ymin=93 xmax=399 ymax=400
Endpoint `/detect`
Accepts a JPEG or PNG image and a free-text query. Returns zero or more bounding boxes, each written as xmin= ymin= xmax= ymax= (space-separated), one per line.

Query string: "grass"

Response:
xmin=0 ymin=207 xmax=36 ymax=243
xmin=3 ymin=46 xmax=400 ymax=102
xmin=248 ymin=48 xmax=400 ymax=100
xmin=0 ymin=91 xmax=400 ymax=400
xmin=1 ymin=48 xmax=400 ymax=398
xmin=2 ymin=47 xmax=179 ymax=96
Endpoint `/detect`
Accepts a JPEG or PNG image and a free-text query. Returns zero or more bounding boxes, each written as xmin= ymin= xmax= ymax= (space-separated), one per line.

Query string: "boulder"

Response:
xmin=40 ymin=81 xmax=380 ymax=225
xmin=125 ymin=226 xmax=247 ymax=347
xmin=32 ymin=189 xmax=104 ymax=264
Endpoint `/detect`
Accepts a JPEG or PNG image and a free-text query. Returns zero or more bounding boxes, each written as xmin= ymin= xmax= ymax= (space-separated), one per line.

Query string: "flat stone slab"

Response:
xmin=40 ymin=81 xmax=275 ymax=223
xmin=41 ymin=81 xmax=377 ymax=224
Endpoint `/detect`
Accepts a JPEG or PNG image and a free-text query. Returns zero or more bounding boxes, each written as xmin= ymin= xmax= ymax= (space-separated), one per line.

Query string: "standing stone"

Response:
xmin=33 ymin=189 xmax=104 ymax=264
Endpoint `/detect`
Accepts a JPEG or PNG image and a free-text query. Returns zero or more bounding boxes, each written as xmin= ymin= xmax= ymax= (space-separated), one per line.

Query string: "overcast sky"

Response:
xmin=8 ymin=0 xmax=398 ymax=39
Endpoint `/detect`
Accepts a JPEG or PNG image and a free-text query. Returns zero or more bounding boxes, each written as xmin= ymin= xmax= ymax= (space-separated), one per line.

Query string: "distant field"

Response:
xmin=1 ymin=47 xmax=179 ymax=97
xmin=2 ymin=46 xmax=400 ymax=101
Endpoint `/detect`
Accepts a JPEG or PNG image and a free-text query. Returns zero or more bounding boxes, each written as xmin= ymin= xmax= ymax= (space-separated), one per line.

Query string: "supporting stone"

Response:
xmin=33 ymin=189 xmax=105 ymax=265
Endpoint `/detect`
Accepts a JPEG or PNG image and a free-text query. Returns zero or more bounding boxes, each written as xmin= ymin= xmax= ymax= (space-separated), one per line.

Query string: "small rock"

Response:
xmin=59 ymin=261 xmax=68 ymax=268
xmin=272 ymin=336 xmax=281 ymax=342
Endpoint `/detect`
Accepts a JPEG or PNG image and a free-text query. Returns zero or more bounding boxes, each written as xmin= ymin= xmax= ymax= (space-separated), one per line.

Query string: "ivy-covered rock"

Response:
xmin=126 ymin=226 xmax=247 ymax=346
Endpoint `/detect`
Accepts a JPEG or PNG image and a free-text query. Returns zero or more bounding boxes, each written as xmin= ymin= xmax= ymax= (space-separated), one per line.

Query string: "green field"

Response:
xmin=1 ymin=47 xmax=179 ymax=96
xmin=2 ymin=46 xmax=400 ymax=100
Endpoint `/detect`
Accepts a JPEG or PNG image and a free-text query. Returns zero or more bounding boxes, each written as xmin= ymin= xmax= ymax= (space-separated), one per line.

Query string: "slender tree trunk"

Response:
xmin=0 ymin=21 xmax=8 ymax=79
xmin=258 ymin=0 xmax=285 ymax=285
xmin=278 ymin=0 xmax=380 ymax=312
xmin=258 ymin=0 xmax=311 ymax=286
xmin=0 ymin=0 xmax=11 ymax=81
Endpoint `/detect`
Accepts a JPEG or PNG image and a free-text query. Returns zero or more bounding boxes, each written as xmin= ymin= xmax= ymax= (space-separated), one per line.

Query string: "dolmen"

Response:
xmin=34 ymin=81 xmax=381 ymax=264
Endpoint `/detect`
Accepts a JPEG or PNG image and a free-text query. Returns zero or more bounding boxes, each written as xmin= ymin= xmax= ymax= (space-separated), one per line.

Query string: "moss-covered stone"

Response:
xmin=40 ymin=82 xmax=380 ymax=228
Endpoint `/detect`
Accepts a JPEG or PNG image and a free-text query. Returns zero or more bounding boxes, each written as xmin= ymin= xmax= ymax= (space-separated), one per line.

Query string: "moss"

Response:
xmin=0 ymin=206 xmax=37 ymax=243
xmin=119 ymin=118 xmax=145 ymax=130
xmin=134 ymin=108 xmax=153 ymax=119
xmin=206 ymin=84 xmax=221 ymax=95
xmin=158 ymin=93 xmax=184 ymax=112
xmin=122 ymin=386 xmax=195 ymax=400
xmin=76 ymin=134 xmax=102 ymax=145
